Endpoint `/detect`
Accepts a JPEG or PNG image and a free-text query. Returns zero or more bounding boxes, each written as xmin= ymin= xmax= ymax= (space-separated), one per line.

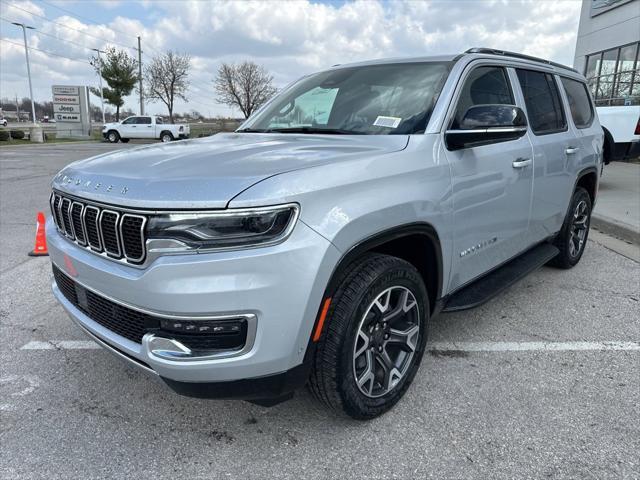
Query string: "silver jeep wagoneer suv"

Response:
xmin=48 ymin=48 xmax=602 ymax=419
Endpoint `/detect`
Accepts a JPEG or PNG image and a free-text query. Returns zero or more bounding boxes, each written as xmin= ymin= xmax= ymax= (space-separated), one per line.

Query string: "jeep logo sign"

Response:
xmin=54 ymin=104 xmax=80 ymax=114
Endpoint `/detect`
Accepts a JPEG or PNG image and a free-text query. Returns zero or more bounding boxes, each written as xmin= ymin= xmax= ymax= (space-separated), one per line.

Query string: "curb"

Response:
xmin=591 ymin=214 xmax=639 ymax=245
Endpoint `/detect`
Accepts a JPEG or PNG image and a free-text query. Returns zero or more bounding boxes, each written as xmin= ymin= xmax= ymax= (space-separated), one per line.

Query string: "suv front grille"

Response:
xmin=50 ymin=192 xmax=147 ymax=264
xmin=52 ymin=265 xmax=249 ymax=351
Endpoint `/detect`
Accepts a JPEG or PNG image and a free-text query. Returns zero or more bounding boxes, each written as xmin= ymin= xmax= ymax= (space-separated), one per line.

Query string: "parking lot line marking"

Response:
xmin=428 ymin=341 xmax=640 ymax=352
xmin=20 ymin=340 xmax=100 ymax=350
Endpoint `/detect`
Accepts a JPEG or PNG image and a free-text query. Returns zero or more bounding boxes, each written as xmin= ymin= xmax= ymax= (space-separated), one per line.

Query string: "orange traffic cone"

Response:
xmin=28 ymin=212 xmax=48 ymax=257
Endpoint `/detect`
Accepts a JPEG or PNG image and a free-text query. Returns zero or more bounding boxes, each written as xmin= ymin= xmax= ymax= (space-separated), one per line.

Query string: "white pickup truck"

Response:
xmin=103 ymin=115 xmax=190 ymax=143
xmin=597 ymin=106 xmax=640 ymax=164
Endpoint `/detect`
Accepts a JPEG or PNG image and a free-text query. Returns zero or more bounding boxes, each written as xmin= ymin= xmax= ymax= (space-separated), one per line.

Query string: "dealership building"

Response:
xmin=573 ymin=0 xmax=640 ymax=106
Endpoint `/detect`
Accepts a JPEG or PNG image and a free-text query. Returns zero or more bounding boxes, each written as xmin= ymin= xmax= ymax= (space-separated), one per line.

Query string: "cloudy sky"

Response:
xmin=0 ymin=0 xmax=583 ymax=118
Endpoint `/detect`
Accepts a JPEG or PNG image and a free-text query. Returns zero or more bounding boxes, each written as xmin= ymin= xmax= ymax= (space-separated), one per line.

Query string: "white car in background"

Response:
xmin=598 ymin=105 xmax=640 ymax=163
xmin=103 ymin=115 xmax=190 ymax=143
xmin=0 ymin=117 xmax=7 ymax=127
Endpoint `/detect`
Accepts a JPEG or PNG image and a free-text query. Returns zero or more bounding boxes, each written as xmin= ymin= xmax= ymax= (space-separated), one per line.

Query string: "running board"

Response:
xmin=442 ymin=243 xmax=559 ymax=312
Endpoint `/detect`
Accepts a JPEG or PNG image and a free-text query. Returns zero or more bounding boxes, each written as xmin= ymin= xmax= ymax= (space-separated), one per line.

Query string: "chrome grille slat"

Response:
xmin=60 ymin=198 xmax=74 ymax=239
xmin=99 ymin=210 xmax=121 ymax=257
xmin=70 ymin=202 xmax=86 ymax=246
xmin=52 ymin=191 xmax=146 ymax=264
xmin=84 ymin=205 xmax=102 ymax=251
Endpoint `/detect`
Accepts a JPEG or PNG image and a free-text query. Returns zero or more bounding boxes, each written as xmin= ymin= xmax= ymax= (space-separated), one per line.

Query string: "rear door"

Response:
xmin=443 ymin=64 xmax=534 ymax=291
xmin=558 ymin=75 xmax=602 ymax=173
xmin=514 ymin=69 xmax=577 ymax=242
xmin=137 ymin=116 xmax=154 ymax=138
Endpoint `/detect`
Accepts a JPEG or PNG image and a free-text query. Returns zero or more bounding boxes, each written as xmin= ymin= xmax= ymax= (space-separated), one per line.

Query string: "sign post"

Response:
xmin=52 ymin=85 xmax=91 ymax=138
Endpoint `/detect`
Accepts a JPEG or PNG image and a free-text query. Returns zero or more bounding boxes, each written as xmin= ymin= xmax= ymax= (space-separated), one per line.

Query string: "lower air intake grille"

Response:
xmin=53 ymin=265 xmax=158 ymax=343
xmin=52 ymin=265 xmax=249 ymax=351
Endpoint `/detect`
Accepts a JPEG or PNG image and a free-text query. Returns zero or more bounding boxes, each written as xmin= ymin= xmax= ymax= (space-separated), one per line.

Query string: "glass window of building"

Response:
xmin=584 ymin=42 xmax=640 ymax=106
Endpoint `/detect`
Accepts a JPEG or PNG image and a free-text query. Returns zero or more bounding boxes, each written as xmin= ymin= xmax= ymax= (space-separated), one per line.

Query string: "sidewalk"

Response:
xmin=592 ymin=162 xmax=640 ymax=244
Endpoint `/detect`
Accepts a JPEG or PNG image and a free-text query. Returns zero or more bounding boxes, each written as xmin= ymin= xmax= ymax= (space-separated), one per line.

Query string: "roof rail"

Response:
xmin=465 ymin=48 xmax=579 ymax=74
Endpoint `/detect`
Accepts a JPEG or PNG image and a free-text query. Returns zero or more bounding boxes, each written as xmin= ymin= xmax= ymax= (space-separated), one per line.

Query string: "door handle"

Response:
xmin=565 ymin=146 xmax=580 ymax=155
xmin=512 ymin=157 xmax=532 ymax=168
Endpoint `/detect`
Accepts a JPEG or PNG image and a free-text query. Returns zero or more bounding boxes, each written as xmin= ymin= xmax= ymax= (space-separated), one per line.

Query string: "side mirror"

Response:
xmin=445 ymin=105 xmax=527 ymax=151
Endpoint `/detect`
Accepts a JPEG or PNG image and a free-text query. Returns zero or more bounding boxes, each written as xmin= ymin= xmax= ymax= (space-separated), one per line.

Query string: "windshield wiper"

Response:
xmin=236 ymin=128 xmax=270 ymax=133
xmin=264 ymin=127 xmax=366 ymax=135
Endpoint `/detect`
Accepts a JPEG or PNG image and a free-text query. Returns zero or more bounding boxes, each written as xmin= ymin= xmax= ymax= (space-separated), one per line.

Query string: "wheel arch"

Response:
xmin=575 ymin=166 xmax=598 ymax=205
xmin=601 ymin=126 xmax=614 ymax=164
xmin=322 ymin=223 xmax=443 ymax=315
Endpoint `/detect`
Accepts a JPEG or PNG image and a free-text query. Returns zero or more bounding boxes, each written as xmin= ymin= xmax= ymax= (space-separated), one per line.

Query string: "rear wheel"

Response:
xmin=309 ymin=253 xmax=428 ymax=420
xmin=549 ymin=187 xmax=592 ymax=269
xmin=106 ymin=130 xmax=120 ymax=143
xmin=160 ymin=131 xmax=173 ymax=143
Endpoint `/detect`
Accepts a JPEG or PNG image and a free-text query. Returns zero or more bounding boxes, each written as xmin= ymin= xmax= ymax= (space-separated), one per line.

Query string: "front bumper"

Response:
xmin=47 ymin=215 xmax=340 ymax=391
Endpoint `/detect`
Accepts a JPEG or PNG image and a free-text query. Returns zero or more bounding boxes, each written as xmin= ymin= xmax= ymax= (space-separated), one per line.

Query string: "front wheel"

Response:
xmin=106 ymin=130 xmax=120 ymax=143
xmin=549 ymin=186 xmax=592 ymax=269
xmin=309 ymin=253 xmax=429 ymax=420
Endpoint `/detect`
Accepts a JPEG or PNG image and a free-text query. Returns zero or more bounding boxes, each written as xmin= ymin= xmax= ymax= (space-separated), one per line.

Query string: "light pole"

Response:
xmin=91 ymin=48 xmax=106 ymax=124
xmin=12 ymin=22 xmax=37 ymax=124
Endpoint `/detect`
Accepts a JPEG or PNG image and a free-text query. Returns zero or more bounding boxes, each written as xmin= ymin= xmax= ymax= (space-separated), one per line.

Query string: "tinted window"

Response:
xmin=453 ymin=66 xmax=513 ymax=128
xmin=138 ymin=117 xmax=152 ymax=124
xmin=516 ymin=69 xmax=566 ymax=134
xmin=560 ymin=78 xmax=594 ymax=128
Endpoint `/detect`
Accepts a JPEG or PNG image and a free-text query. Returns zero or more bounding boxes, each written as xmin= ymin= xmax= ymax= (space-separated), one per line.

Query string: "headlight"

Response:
xmin=147 ymin=204 xmax=299 ymax=251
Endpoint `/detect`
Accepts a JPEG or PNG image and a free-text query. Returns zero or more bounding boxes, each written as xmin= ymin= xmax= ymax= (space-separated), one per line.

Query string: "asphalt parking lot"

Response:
xmin=1 ymin=142 xmax=639 ymax=479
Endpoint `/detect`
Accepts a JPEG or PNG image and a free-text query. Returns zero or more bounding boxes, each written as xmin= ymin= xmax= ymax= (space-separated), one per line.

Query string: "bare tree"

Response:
xmin=214 ymin=61 xmax=277 ymax=119
xmin=144 ymin=51 xmax=191 ymax=123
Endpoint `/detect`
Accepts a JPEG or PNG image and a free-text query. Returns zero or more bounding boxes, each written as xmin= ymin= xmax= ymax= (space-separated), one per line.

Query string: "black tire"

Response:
xmin=160 ymin=131 xmax=173 ymax=143
xmin=120 ymin=138 xmax=130 ymax=143
xmin=106 ymin=130 xmax=120 ymax=143
xmin=549 ymin=187 xmax=592 ymax=269
xmin=309 ymin=253 xmax=429 ymax=420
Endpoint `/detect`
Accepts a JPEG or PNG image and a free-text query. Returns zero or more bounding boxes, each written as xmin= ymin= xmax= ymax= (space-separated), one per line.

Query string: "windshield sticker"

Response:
xmin=373 ymin=116 xmax=402 ymax=128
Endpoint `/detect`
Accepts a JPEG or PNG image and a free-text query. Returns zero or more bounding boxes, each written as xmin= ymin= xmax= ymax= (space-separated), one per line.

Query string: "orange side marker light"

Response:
xmin=312 ymin=298 xmax=332 ymax=342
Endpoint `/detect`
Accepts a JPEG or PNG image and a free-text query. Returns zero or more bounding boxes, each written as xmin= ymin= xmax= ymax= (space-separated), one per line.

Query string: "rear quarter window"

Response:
xmin=560 ymin=77 xmax=594 ymax=128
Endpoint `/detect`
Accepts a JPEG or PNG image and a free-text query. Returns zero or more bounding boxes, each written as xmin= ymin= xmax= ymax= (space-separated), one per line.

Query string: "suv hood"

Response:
xmin=52 ymin=133 xmax=408 ymax=209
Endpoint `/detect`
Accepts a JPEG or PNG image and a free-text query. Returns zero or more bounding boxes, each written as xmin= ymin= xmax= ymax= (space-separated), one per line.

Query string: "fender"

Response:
xmin=304 ymin=222 xmax=444 ymax=359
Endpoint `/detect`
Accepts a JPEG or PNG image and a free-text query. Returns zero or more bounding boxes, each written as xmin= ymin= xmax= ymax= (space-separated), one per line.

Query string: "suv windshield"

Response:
xmin=241 ymin=62 xmax=451 ymax=135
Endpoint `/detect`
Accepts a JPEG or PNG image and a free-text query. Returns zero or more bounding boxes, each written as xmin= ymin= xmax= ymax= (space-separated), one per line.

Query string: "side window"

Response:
xmin=138 ymin=117 xmax=152 ymax=125
xmin=516 ymin=69 xmax=567 ymax=135
xmin=156 ymin=117 xmax=163 ymax=124
xmin=453 ymin=66 xmax=513 ymax=128
xmin=560 ymin=77 xmax=594 ymax=128
xmin=122 ymin=117 xmax=136 ymax=125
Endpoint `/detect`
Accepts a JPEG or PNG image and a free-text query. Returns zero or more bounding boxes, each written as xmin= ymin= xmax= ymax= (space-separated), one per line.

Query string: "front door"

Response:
xmin=444 ymin=65 xmax=534 ymax=291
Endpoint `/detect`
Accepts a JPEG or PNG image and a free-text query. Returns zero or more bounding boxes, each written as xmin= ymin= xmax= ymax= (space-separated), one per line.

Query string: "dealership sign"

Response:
xmin=52 ymin=85 xmax=91 ymax=137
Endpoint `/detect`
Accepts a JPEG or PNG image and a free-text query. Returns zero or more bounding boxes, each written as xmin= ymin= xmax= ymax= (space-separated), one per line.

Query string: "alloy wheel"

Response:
xmin=569 ymin=200 xmax=589 ymax=258
xmin=352 ymin=286 xmax=421 ymax=398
